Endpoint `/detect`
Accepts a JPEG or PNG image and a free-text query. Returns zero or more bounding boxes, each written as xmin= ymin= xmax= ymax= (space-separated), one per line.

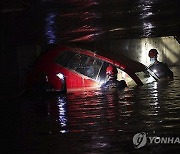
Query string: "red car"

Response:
xmin=26 ymin=45 xmax=156 ymax=93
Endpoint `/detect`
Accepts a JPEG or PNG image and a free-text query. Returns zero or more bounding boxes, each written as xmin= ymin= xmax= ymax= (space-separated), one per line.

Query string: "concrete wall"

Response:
xmin=97 ymin=36 xmax=180 ymax=66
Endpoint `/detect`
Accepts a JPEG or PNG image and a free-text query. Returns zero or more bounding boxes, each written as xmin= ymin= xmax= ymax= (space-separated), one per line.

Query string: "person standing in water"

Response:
xmin=101 ymin=64 xmax=127 ymax=89
xmin=148 ymin=49 xmax=173 ymax=79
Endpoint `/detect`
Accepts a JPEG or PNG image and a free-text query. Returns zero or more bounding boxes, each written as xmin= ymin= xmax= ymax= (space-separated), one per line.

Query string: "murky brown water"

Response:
xmin=2 ymin=66 xmax=180 ymax=154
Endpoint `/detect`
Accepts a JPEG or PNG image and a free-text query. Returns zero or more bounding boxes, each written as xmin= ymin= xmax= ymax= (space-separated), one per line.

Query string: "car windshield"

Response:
xmin=55 ymin=51 xmax=74 ymax=67
xmin=67 ymin=53 xmax=103 ymax=80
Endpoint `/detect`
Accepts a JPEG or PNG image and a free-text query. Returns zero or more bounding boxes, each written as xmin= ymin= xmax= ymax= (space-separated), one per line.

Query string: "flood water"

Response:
xmin=1 ymin=1 xmax=180 ymax=153
xmin=2 ymin=66 xmax=180 ymax=154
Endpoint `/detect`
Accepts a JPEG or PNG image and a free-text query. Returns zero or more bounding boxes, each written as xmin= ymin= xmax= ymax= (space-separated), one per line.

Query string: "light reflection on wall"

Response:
xmin=65 ymin=0 xmax=98 ymax=8
xmin=140 ymin=36 xmax=180 ymax=66
xmin=143 ymin=22 xmax=156 ymax=37
xmin=68 ymin=10 xmax=103 ymax=42
xmin=160 ymin=37 xmax=179 ymax=64
xmin=137 ymin=0 xmax=157 ymax=65
xmin=45 ymin=12 xmax=57 ymax=44
xmin=139 ymin=0 xmax=155 ymax=37
xmin=70 ymin=32 xmax=102 ymax=42
xmin=139 ymin=0 xmax=155 ymax=19
xmin=140 ymin=39 xmax=154 ymax=66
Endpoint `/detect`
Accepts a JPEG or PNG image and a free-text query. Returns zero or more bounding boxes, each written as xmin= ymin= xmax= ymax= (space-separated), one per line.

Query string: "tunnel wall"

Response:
xmin=1 ymin=36 xmax=179 ymax=95
xmin=99 ymin=36 xmax=180 ymax=67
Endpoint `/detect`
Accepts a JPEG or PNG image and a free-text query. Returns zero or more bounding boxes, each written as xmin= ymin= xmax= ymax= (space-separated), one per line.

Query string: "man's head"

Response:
xmin=148 ymin=49 xmax=158 ymax=64
xmin=106 ymin=64 xmax=118 ymax=79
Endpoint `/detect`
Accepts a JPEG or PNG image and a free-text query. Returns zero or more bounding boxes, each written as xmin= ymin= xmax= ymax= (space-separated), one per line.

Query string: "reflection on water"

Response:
xmin=2 ymin=67 xmax=180 ymax=153
xmin=45 ymin=12 xmax=57 ymax=44
xmin=48 ymin=95 xmax=68 ymax=133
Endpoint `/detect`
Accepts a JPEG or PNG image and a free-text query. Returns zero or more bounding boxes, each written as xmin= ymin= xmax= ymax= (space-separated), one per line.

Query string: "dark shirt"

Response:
xmin=101 ymin=78 xmax=127 ymax=90
xmin=149 ymin=61 xmax=173 ymax=79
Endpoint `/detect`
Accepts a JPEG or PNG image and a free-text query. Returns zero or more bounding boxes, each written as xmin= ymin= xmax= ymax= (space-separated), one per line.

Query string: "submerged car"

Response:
xmin=26 ymin=45 xmax=157 ymax=93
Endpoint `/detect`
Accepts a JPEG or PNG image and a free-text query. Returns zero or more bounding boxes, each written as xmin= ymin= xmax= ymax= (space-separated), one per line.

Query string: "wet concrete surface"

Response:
xmin=1 ymin=66 xmax=180 ymax=154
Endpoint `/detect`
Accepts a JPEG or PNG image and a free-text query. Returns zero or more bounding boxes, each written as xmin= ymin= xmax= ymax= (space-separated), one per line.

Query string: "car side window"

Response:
xmin=67 ymin=53 xmax=103 ymax=80
xmin=55 ymin=51 xmax=74 ymax=67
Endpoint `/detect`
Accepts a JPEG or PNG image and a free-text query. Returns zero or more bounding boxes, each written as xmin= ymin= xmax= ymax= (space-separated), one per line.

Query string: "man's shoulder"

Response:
xmin=157 ymin=61 xmax=166 ymax=65
xmin=157 ymin=62 xmax=170 ymax=69
xmin=150 ymin=61 xmax=167 ymax=67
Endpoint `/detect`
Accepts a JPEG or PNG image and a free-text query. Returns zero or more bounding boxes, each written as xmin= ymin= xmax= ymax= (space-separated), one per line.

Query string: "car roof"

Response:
xmin=96 ymin=50 xmax=146 ymax=73
xmin=45 ymin=45 xmax=146 ymax=73
xmin=67 ymin=46 xmax=146 ymax=73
